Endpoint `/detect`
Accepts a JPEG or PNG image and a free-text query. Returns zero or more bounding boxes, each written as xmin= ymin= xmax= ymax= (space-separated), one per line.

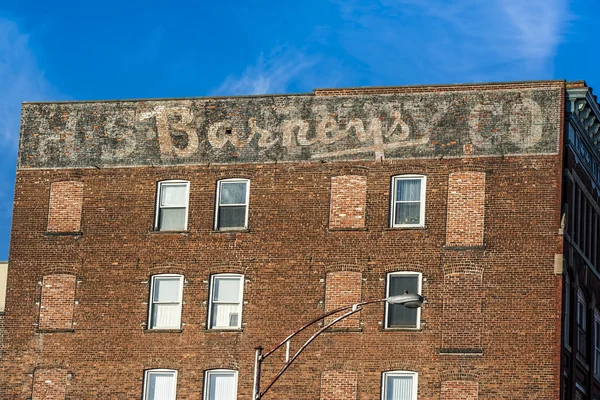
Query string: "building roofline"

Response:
xmin=22 ymin=79 xmax=567 ymax=105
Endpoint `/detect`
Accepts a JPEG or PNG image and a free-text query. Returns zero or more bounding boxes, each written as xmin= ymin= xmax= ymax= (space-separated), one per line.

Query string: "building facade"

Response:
xmin=0 ymin=80 xmax=595 ymax=399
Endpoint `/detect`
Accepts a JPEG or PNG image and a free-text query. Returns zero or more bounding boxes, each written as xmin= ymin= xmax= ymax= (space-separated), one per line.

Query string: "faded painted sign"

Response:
xmin=18 ymin=86 xmax=562 ymax=169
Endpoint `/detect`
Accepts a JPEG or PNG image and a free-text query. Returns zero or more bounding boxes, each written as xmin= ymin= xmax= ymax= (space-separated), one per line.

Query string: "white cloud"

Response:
xmin=0 ymin=18 xmax=62 ymax=146
xmin=331 ymin=0 xmax=571 ymax=83
xmin=211 ymin=46 xmax=322 ymax=96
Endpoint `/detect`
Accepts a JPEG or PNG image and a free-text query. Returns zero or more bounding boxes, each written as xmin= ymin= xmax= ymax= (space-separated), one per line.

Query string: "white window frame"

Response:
xmin=390 ymin=175 xmax=426 ymax=228
xmin=143 ymin=369 xmax=177 ymax=400
xmin=385 ymin=272 xmax=422 ymax=329
xmin=154 ymin=180 xmax=190 ymax=231
xmin=208 ymin=274 xmax=244 ymax=330
xmin=214 ymin=178 xmax=250 ymax=230
xmin=203 ymin=369 xmax=238 ymax=400
xmin=595 ymin=309 xmax=600 ymax=379
xmin=148 ymin=274 xmax=184 ymax=330
xmin=381 ymin=371 xmax=418 ymax=400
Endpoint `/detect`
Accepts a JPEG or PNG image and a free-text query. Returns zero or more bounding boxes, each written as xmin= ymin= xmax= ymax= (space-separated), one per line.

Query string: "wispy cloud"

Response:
xmin=211 ymin=45 xmax=343 ymax=96
xmin=0 ymin=17 xmax=64 ymax=258
xmin=332 ymin=0 xmax=571 ymax=83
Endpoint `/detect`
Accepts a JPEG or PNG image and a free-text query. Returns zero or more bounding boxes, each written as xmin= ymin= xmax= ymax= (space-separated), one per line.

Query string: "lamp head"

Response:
xmin=386 ymin=293 xmax=424 ymax=308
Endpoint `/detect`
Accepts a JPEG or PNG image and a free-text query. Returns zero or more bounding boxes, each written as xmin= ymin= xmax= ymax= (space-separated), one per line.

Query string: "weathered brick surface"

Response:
xmin=324 ymin=271 xmax=362 ymax=328
xmin=440 ymin=380 xmax=478 ymax=400
xmin=1 ymin=82 xmax=566 ymax=399
xmin=320 ymin=370 xmax=357 ymax=400
xmin=446 ymin=172 xmax=486 ymax=247
xmin=32 ymin=368 xmax=67 ymax=400
xmin=47 ymin=181 xmax=83 ymax=232
xmin=329 ymin=175 xmax=367 ymax=229
xmin=39 ymin=274 xmax=76 ymax=331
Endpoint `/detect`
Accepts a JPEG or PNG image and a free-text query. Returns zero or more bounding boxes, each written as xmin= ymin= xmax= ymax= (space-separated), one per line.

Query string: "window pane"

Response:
xmin=159 ymin=208 xmax=186 ymax=231
xmin=220 ymin=182 xmax=247 ymax=205
xmin=151 ymin=304 xmax=181 ymax=329
xmin=386 ymin=375 xmax=413 ymax=400
xmin=218 ymin=206 xmax=246 ymax=228
xmin=147 ymin=372 xmax=175 ymax=400
xmin=160 ymin=184 xmax=187 ymax=207
xmin=394 ymin=203 xmax=420 ymax=225
xmin=213 ymin=278 xmax=241 ymax=302
xmin=396 ymin=179 xmax=421 ymax=201
xmin=153 ymin=278 xmax=181 ymax=302
xmin=211 ymin=303 xmax=240 ymax=328
xmin=388 ymin=276 xmax=418 ymax=328
xmin=207 ymin=372 xmax=236 ymax=400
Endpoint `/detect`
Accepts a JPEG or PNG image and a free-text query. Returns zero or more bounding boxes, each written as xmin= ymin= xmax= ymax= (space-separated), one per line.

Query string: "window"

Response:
xmin=577 ymin=289 xmax=587 ymax=357
xmin=390 ymin=175 xmax=426 ymax=227
xmin=381 ymin=371 xmax=417 ymax=400
xmin=204 ymin=370 xmax=238 ymax=400
xmin=143 ymin=369 xmax=177 ymax=400
xmin=148 ymin=275 xmax=183 ymax=330
xmin=385 ymin=272 xmax=422 ymax=329
xmin=155 ymin=180 xmax=190 ymax=231
xmin=215 ymin=179 xmax=249 ymax=230
xmin=208 ymin=274 xmax=243 ymax=329
xmin=565 ymin=278 xmax=571 ymax=347
xmin=595 ymin=310 xmax=600 ymax=379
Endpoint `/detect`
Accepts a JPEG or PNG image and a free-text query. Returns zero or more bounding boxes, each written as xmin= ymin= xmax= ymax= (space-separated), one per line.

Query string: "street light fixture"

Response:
xmin=252 ymin=293 xmax=424 ymax=399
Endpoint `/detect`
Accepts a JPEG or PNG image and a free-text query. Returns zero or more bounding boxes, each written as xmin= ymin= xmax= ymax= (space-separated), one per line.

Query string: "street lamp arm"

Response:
xmin=258 ymin=304 xmax=365 ymax=398
xmin=261 ymin=298 xmax=387 ymax=360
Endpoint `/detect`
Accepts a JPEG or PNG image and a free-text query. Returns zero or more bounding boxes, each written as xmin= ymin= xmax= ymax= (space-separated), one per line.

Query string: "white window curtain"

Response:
xmin=210 ymin=276 xmax=242 ymax=329
xmin=157 ymin=182 xmax=189 ymax=231
xmin=150 ymin=276 xmax=182 ymax=329
xmin=393 ymin=177 xmax=423 ymax=226
xmin=386 ymin=376 xmax=413 ymax=400
xmin=145 ymin=371 xmax=176 ymax=400
xmin=206 ymin=371 xmax=237 ymax=400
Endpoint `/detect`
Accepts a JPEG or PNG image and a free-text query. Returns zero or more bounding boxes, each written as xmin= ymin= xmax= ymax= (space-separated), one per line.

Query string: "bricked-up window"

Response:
xmin=155 ymin=180 xmax=190 ymax=231
xmin=143 ymin=369 xmax=177 ymax=400
xmin=204 ymin=369 xmax=238 ymax=400
xmin=385 ymin=272 xmax=422 ymax=329
xmin=47 ymin=181 xmax=83 ymax=232
xmin=39 ymin=274 xmax=76 ymax=331
xmin=577 ymin=290 xmax=588 ymax=357
xmin=320 ymin=370 xmax=358 ymax=400
xmin=390 ymin=175 xmax=426 ymax=228
xmin=208 ymin=274 xmax=243 ymax=329
xmin=440 ymin=380 xmax=478 ymax=400
xmin=148 ymin=275 xmax=183 ymax=330
xmin=329 ymin=175 xmax=367 ymax=229
xmin=446 ymin=171 xmax=486 ymax=246
xmin=324 ymin=271 xmax=362 ymax=328
xmin=565 ymin=278 xmax=571 ymax=347
xmin=215 ymin=179 xmax=249 ymax=230
xmin=595 ymin=310 xmax=600 ymax=379
xmin=381 ymin=371 xmax=417 ymax=400
xmin=32 ymin=368 xmax=67 ymax=400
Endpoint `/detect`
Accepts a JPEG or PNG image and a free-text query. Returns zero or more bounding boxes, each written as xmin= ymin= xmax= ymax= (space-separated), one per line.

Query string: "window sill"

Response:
xmin=211 ymin=229 xmax=250 ymax=234
xmin=443 ymin=245 xmax=487 ymax=251
xmin=37 ymin=329 xmax=75 ymax=333
xmin=143 ymin=329 xmax=183 ymax=333
xmin=148 ymin=230 xmax=189 ymax=235
xmin=328 ymin=227 xmax=368 ymax=232
xmin=43 ymin=231 xmax=83 ymax=237
xmin=205 ymin=328 xmax=244 ymax=333
xmin=383 ymin=226 xmax=427 ymax=231
xmin=324 ymin=327 xmax=363 ymax=333
xmin=439 ymin=348 xmax=483 ymax=356
xmin=381 ymin=327 xmax=422 ymax=332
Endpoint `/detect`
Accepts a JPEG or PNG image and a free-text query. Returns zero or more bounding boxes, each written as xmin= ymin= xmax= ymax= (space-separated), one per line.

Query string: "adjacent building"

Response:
xmin=0 ymin=80 xmax=598 ymax=399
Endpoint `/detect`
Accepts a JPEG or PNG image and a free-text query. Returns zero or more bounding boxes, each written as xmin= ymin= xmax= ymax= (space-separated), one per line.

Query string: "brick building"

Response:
xmin=0 ymin=80 xmax=598 ymax=399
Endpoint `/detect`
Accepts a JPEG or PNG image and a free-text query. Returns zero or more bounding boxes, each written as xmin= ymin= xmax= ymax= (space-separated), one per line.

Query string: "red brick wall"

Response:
xmin=1 ymin=153 xmax=563 ymax=399
xmin=32 ymin=368 xmax=66 ymax=400
xmin=47 ymin=181 xmax=83 ymax=232
xmin=329 ymin=175 xmax=367 ymax=229
xmin=446 ymin=172 xmax=486 ymax=247
xmin=441 ymin=265 xmax=484 ymax=351
xmin=324 ymin=271 xmax=362 ymax=328
xmin=440 ymin=381 xmax=478 ymax=400
xmin=320 ymin=370 xmax=357 ymax=400
xmin=39 ymin=274 xmax=76 ymax=331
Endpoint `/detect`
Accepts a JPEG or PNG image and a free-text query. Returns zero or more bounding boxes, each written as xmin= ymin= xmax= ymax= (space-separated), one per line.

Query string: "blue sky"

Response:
xmin=0 ymin=0 xmax=598 ymax=259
